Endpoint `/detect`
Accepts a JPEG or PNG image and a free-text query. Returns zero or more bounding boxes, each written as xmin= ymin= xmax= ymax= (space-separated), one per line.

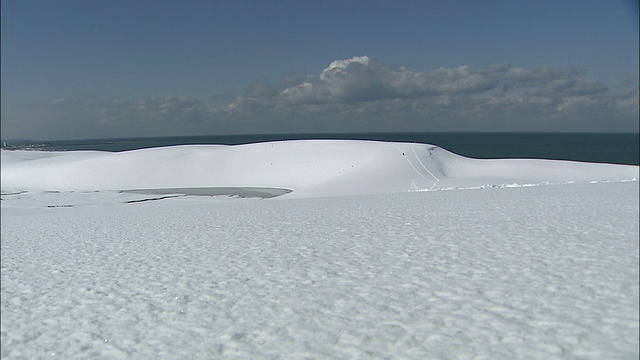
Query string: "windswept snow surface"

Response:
xmin=1 ymin=140 xmax=637 ymax=197
xmin=1 ymin=140 xmax=639 ymax=359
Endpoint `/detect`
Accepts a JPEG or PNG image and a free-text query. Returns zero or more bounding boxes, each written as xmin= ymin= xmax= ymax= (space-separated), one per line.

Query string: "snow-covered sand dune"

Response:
xmin=1 ymin=140 xmax=639 ymax=358
xmin=2 ymin=140 xmax=637 ymax=198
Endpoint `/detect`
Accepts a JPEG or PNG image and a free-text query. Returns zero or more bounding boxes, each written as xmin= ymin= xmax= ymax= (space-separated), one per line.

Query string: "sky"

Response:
xmin=1 ymin=0 xmax=638 ymax=140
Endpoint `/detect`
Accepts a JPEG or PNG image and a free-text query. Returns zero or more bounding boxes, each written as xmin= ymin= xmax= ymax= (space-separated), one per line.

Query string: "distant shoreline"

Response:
xmin=2 ymin=131 xmax=638 ymax=144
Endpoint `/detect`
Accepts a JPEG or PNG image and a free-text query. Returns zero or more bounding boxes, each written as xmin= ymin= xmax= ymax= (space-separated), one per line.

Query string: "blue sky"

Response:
xmin=1 ymin=0 xmax=638 ymax=140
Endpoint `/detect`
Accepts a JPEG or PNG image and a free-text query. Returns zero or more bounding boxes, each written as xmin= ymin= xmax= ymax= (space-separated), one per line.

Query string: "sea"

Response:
xmin=2 ymin=133 xmax=638 ymax=165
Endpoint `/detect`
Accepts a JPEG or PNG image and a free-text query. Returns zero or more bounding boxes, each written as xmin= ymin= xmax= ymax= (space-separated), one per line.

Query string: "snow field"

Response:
xmin=1 ymin=140 xmax=638 ymax=358
xmin=1 ymin=182 xmax=638 ymax=359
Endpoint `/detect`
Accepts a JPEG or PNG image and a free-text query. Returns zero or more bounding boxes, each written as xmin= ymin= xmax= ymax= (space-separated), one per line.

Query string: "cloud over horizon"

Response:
xmin=2 ymin=56 xmax=638 ymax=140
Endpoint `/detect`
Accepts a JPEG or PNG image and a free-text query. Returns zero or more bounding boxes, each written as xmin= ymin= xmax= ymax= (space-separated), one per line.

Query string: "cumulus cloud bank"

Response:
xmin=222 ymin=56 xmax=637 ymax=133
xmin=249 ymin=56 xmax=504 ymax=105
xmin=100 ymin=96 xmax=204 ymax=124
xmin=2 ymin=56 xmax=638 ymax=139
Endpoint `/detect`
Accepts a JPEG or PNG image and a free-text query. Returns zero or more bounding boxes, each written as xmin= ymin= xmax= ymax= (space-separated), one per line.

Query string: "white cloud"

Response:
xmin=218 ymin=56 xmax=635 ymax=132
xmin=1 ymin=56 xmax=638 ymax=140
xmin=98 ymin=96 xmax=204 ymax=125
xmin=274 ymin=57 xmax=505 ymax=106
xmin=320 ymin=55 xmax=371 ymax=80
xmin=504 ymin=66 xmax=587 ymax=89
xmin=556 ymin=95 xmax=610 ymax=112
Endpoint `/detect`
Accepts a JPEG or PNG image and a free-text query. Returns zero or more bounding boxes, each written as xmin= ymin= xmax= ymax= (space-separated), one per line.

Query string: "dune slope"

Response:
xmin=1 ymin=140 xmax=637 ymax=198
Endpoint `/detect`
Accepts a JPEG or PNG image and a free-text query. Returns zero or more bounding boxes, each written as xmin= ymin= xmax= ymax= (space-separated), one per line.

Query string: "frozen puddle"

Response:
xmin=122 ymin=186 xmax=292 ymax=199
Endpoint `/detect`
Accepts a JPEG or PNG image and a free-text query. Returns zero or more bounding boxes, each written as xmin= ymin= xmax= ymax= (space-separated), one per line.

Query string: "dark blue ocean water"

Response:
xmin=3 ymin=133 xmax=638 ymax=165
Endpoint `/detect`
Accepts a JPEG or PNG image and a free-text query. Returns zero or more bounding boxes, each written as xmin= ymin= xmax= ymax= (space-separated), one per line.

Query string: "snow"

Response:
xmin=1 ymin=140 xmax=637 ymax=198
xmin=1 ymin=140 xmax=639 ymax=358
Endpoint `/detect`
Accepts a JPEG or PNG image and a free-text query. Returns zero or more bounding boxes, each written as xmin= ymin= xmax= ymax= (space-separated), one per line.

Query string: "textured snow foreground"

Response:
xmin=1 ymin=140 xmax=639 ymax=359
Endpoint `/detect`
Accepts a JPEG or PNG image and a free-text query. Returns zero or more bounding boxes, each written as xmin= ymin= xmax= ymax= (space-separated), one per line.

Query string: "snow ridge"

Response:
xmin=1 ymin=140 xmax=637 ymax=198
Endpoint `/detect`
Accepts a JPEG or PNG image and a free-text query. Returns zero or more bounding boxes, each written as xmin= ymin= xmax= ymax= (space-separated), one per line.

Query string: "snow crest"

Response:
xmin=1 ymin=140 xmax=637 ymax=198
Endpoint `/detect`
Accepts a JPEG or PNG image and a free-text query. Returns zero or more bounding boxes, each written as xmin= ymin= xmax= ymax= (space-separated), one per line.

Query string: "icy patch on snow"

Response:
xmin=123 ymin=186 xmax=292 ymax=198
